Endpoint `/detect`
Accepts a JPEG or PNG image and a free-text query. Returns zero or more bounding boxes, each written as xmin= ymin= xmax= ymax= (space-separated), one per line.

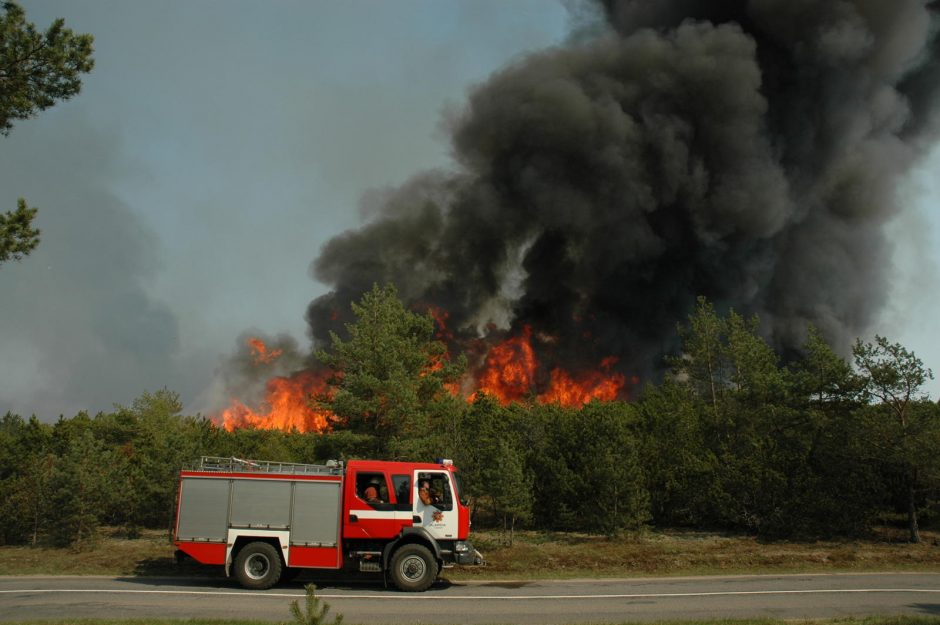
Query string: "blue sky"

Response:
xmin=0 ymin=1 xmax=937 ymax=419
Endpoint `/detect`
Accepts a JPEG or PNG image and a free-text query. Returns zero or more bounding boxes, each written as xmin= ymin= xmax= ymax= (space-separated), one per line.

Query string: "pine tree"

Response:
xmin=317 ymin=284 xmax=465 ymax=459
xmin=853 ymin=336 xmax=936 ymax=543
xmin=0 ymin=1 xmax=94 ymax=264
xmin=287 ymin=584 xmax=343 ymax=625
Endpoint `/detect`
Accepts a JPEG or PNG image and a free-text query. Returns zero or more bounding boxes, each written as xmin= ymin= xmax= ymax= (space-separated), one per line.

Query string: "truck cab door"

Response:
xmin=344 ymin=470 xmax=402 ymax=540
xmin=412 ymin=470 xmax=458 ymax=540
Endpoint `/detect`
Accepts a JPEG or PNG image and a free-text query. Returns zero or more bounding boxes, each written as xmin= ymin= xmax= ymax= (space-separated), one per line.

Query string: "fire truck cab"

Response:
xmin=173 ymin=457 xmax=483 ymax=591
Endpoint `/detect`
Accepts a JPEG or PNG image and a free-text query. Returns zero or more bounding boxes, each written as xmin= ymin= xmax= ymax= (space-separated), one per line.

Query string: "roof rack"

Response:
xmin=189 ymin=456 xmax=343 ymax=475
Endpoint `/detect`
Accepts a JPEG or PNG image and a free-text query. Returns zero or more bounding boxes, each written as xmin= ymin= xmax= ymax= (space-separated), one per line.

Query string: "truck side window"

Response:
xmin=392 ymin=475 xmax=410 ymax=503
xmin=417 ymin=472 xmax=453 ymax=511
xmin=391 ymin=474 xmax=411 ymax=511
xmin=356 ymin=472 xmax=389 ymax=507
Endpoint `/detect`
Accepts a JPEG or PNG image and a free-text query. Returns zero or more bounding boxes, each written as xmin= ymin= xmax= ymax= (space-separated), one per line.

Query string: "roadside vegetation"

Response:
xmin=1 ymin=526 xmax=938 ymax=579
xmin=460 ymin=528 xmax=940 ymax=579
xmin=6 ymin=616 xmax=940 ymax=625
xmin=1 ymin=286 xmax=939 ymax=559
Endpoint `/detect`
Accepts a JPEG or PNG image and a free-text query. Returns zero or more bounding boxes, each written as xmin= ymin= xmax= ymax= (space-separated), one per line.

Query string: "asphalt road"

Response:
xmin=1 ymin=573 xmax=939 ymax=623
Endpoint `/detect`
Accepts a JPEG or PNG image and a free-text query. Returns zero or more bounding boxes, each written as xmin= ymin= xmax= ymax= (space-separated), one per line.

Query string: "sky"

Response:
xmin=0 ymin=0 xmax=938 ymax=421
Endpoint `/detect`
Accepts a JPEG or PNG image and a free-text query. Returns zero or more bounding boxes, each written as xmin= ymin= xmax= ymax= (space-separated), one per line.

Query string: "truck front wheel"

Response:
xmin=389 ymin=544 xmax=438 ymax=592
xmin=234 ymin=542 xmax=282 ymax=590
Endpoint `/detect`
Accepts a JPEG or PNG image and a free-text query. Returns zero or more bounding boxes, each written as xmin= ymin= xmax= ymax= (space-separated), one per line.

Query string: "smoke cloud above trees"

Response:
xmin=307 ymin=0 xmax=940 ymax=381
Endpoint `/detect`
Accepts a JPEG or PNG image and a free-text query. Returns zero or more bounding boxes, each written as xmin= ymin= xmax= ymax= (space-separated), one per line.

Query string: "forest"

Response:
xmin=2 ymin=0 xmax=940 ymax=558
xmin=1 ymin=287 xmax=938 ymax=549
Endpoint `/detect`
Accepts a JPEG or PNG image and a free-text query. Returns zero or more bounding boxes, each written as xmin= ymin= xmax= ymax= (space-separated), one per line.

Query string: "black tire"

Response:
xmin=233 ymin=542 xmax=282 ymax=590
xmin=389 ymin=544 xmax=438 ymax=592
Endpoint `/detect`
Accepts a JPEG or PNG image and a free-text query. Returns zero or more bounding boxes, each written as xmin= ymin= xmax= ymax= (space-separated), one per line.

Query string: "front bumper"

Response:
xmin=455 ymin=541 xmax=485 ymax=566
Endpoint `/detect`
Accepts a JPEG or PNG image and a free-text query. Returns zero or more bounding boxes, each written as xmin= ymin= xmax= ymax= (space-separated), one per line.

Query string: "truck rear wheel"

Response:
xmin=234 ymin=542 xmax=282 ymax=590
xmin=389 ymin=544 xmax=438 ymax=592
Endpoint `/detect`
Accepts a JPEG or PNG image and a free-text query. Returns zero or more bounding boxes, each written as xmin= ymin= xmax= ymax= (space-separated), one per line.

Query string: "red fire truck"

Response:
xmin=173 ymin=457 xmax=483 ymax=591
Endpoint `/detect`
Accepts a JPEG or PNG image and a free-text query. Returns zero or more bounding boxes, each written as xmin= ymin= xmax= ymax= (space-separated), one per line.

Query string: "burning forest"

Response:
xmin=213 ymin=0 xmax=940 ymax=432
xmin=217 ymin=336 xmax=334 ymax=432
xmin=217 ymin=324 xmax=633 ymax=433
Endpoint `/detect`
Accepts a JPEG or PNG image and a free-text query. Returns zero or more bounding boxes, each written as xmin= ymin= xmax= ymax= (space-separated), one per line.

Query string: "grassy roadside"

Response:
xmin=4 ymin=532 xmax=938 ymax=625
xmin=450 ymin=527 xmax=940 ymax=580
xmin=6 ymin=617 xmax=940 ymax=625
xmin=1 ymin=526 xmax=938 ymax=579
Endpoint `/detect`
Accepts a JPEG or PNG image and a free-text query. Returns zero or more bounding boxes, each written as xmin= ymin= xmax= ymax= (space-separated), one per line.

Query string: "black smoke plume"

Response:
xmin=307 ymin=0 xmax=940 ymax=385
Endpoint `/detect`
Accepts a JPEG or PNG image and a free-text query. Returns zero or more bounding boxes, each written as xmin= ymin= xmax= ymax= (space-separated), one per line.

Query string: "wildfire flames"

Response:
xmin=217 ymin=319 xmax=631 ymax=432
xmin=474 ymin=327 xmax=627 ymax=406
xmin=218 ymin=339 xmax=335 ymax=432
xmin=476 ymin=326 xmax=536 ymax=403
xmin=246 ymin=337 xmax=282 ymax=364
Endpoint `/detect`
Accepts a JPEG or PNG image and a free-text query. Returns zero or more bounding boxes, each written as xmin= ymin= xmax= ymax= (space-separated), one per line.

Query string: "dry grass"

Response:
xmin=6 ymin=621 xmax=274 ymax=625
xmin=1 ymin=526 xmax=939 ymax=579
xmin=5 ymin=617 xmax=940 ymax=625
xmin=0 ymin=528 xmax=207 ymax=576
xmin=447 ymin=527 xmax=940 ymax=580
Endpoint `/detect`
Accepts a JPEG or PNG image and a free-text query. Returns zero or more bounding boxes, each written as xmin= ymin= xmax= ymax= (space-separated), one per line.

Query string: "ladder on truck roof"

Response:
xmin=188 ymin=456 xmax=343 ymax=476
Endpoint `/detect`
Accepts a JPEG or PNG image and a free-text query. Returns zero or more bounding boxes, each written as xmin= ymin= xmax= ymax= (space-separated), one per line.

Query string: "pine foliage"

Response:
xmin=0 ymin=292 xmax=939 ymax=545
xmin=287 ymin=584 xmax=343 ymax=625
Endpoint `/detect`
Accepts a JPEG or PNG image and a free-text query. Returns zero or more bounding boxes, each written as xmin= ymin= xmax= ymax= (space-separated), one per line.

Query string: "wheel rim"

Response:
xmin=399 ymin=555 xmax=427 ymax=581
xmin=245 ymin=553 xmax=270 ymax=580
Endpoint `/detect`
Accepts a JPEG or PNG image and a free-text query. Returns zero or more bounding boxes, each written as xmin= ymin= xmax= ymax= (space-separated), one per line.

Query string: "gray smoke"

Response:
xmin=306 ymin=0 xmax=940 ymax=385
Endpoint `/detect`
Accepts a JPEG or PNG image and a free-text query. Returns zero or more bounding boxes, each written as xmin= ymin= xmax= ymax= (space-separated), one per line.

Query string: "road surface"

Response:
xmin=1 ymin=573 xmax=939 ymax=623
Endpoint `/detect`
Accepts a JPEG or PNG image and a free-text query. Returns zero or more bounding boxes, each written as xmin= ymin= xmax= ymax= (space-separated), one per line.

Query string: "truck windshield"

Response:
xmin=453 ymin=472 xmax=464 ymax=504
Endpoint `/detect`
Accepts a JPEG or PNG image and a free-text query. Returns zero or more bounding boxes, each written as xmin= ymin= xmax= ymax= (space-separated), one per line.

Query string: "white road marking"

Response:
xmin=1 ymin=588 xmax=939 ymax=600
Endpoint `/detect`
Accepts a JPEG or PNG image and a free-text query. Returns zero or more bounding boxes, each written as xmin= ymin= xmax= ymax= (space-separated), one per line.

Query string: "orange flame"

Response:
xmin=427 ymin=305 xmax=455 ymax=342
xmin=220 ymin=369 xmax=334 ymax=432
xmin=476 ymin=326 xmax=537 ymax=403
xmin=473 ymin=327 xmax=627 ymax=406
xmin=247 ymin=337 xmax=282 ymax=364
xmin=540 ymin=358 xmax=626 ymax=405
xmin=217 ymin=338 xmax=335 ymax=433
